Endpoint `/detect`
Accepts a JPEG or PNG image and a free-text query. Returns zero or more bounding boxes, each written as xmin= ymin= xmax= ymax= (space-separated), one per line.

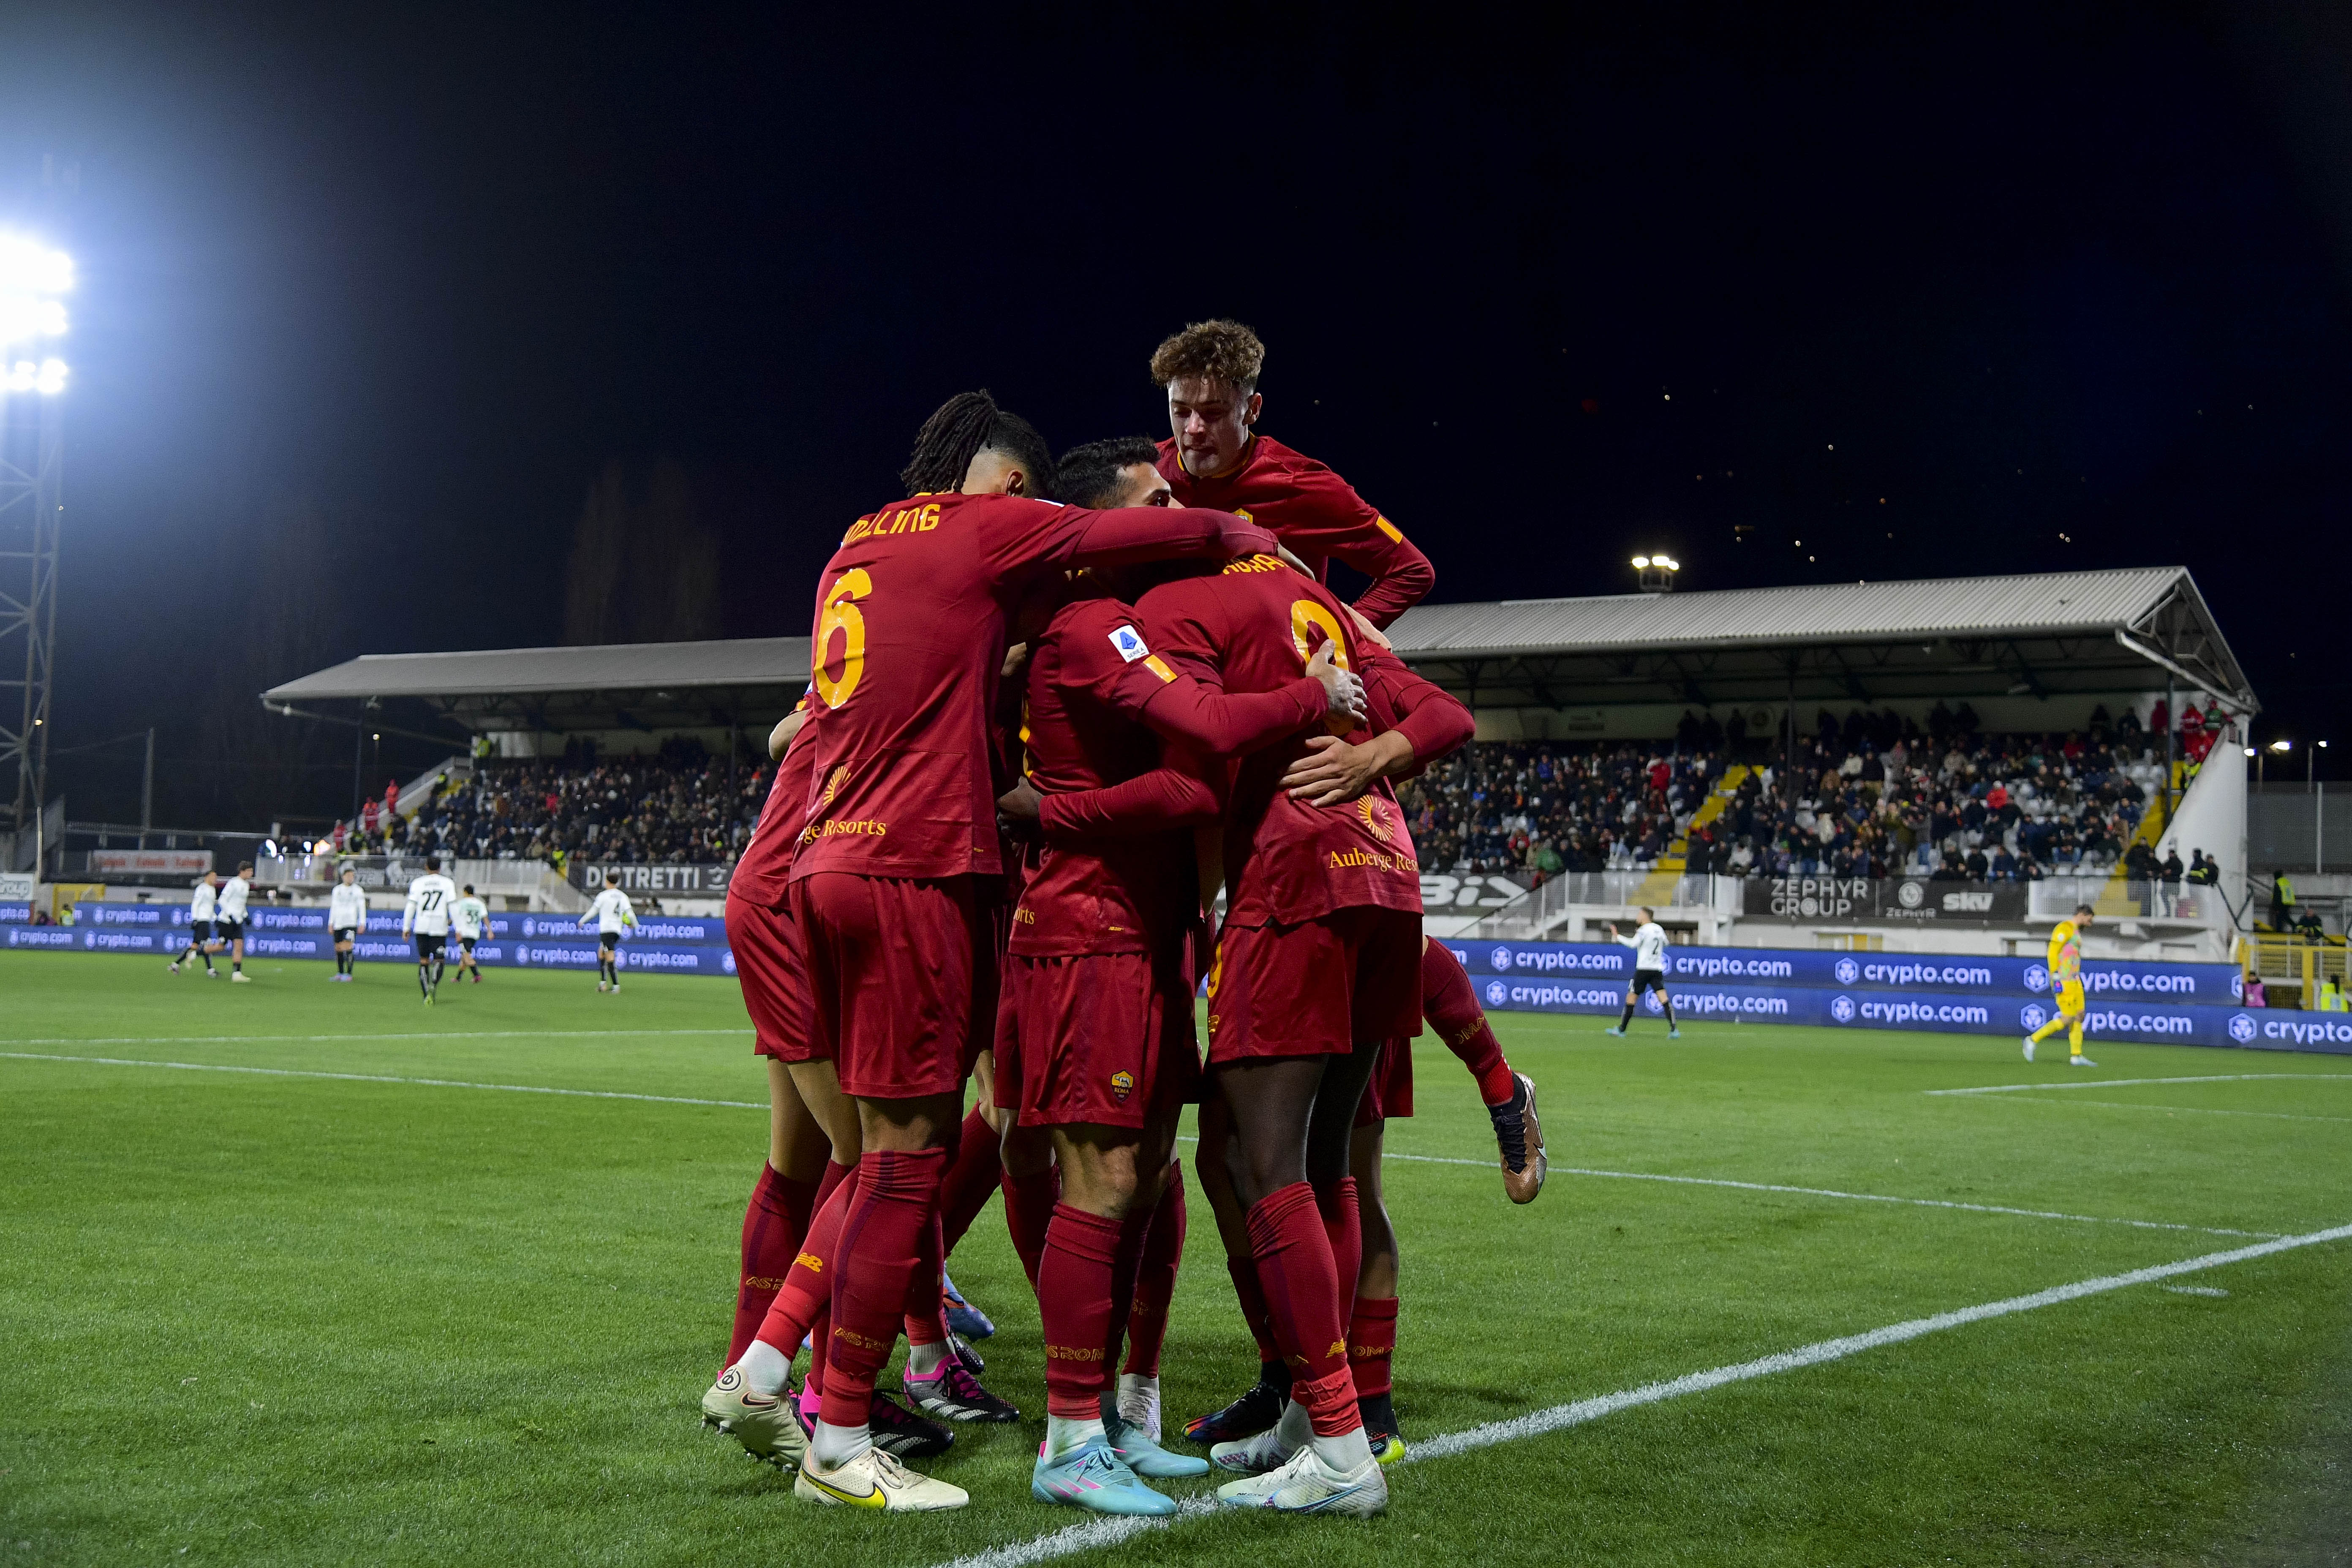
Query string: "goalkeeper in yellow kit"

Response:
xmin=2024 ymin=903 xmax=2097 ymax=1066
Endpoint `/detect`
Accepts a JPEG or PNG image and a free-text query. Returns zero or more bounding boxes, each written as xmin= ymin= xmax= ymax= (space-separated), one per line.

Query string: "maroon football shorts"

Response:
xmin=1205 ymin=905 xmax=1423 ymax=1066
xmin=1354 ymin=1035 xmax=1414 ymax=1126
xmin=994 ymin=946 xmax=1199 ymax=1129
xmin=789 ymin=872 xmax=992 ymax=1100
xmin=725 ymin=890 xmax=819 ymax=1063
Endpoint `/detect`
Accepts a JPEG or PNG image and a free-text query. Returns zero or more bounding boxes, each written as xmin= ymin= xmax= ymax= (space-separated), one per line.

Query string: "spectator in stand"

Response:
xmin=2159 ymin=848 xmax=2183 ymax=915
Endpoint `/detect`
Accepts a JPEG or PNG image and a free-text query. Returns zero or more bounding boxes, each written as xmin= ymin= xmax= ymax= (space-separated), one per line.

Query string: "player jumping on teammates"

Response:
xmin=582 ymin=872 xmax=637 ymax=993
xmin=2023 ymin=904 xmax=2097 ymax=1066
xmin=1151 ymin=318 xmax=1434 ymax=628
xmin=451 ymin=884 xmax=490 ymax=984
xmin=327 ymin=865 xmax=367 ymax=981
xmin=1603 ymin=909 xmax=1680 ymax=1037
xmin=216 ymin=861 xmax=255 ymax=982
xmin=402 ymin=855 xmax=458 ymax=1004
xmin=169 ymin=870 xmax=223 ymax=976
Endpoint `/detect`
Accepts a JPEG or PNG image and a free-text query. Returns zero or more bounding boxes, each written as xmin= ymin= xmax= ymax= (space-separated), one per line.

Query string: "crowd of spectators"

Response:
xmin=343 ymin=736 xmax=768 ymax=868
xmin=1397 ymin=700 xmax=2226 ymax=886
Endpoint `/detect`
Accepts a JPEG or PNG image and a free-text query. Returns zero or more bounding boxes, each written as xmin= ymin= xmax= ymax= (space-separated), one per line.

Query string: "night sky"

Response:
xmin=5 ymin=2 xmax=2350 ymax=827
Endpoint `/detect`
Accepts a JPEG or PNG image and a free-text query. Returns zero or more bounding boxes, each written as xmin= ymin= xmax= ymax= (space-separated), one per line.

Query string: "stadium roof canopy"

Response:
xmin=261 ymin=637 xmax=814 ymax=735
xmin=1386 ymin=566 xmax=2258 ymax=713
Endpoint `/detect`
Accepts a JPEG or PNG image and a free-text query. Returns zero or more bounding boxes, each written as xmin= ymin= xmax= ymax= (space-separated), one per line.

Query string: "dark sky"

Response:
xmin=5 ymin=2 xmax=2351 ymax=825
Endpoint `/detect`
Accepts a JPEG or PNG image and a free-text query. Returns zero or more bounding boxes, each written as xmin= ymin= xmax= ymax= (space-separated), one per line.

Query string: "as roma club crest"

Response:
xmin=1110 ymin=1070 xmax=1135 ymax=1102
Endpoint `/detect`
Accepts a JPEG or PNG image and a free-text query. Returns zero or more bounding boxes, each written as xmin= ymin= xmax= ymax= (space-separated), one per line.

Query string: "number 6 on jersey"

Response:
xmin=815 ymin=569 xmax=874 ymax=708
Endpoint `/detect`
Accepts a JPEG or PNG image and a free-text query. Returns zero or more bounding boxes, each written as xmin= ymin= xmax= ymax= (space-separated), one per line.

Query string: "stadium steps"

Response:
xmin=2090 ymin=762 xmax=2180 ymax=918
xmin=1633 ymin=764 xmax=1749 ymax=904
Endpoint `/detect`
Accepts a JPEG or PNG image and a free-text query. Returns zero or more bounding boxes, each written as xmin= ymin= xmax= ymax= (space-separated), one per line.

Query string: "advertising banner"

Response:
xmin=88 ymin=848 xmax=215 ymax=876
xmin=1461 ymin=969 xmax=2303 ymax=1051
xmin=1743 ymin=876 xmax=2029 ymax=926
xmin=1451 ymin=939 xmax=2242 ymax=1006
xmin=568 ymin=863 xmax=733 ymax=897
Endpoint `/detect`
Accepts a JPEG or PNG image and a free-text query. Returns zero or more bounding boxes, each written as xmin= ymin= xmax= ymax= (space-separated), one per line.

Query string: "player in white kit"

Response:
xmin=580 ymin=872 xmax=636 ymax=994
xmin=402 ymin=855 xmax=460 ymax=1004
xmin=328 ymin=866 xmax=368 ymax=981
xmin=1603 ymin=907 xmax=1681 ymax=1037
xmin=451 ymin=884 xmax=490 ymax=985
xmin=169 ymin=871 xmax=223 ymax=976
xmin=216 ymin=861 xmax=256 ymax=982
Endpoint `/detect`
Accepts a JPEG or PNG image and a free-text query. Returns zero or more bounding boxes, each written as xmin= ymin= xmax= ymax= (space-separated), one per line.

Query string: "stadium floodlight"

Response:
xmin=0 ymin=235 xmax=73 ymax=297
xmin=2270 ymin=739 xmax=2291 ymax=753
xmin=1635 ymin=553 xmax=1681 ymax=593
xmin=1631 ymin=555 xmax=1650 ymax=568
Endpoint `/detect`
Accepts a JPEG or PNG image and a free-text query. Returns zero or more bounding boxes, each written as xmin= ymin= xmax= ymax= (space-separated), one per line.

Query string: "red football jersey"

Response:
xmin=792 ymin=492 xmax=1273 ymax=883
xmin=1009 ymin=597 xmax=1210 ymax=958
xmin=730 ymin=714 xmax=818 ymax=909
xmin=1138 ymin=556 xmax=1429 ymax=926
xmin=1155 ymin=433 xmax=1434 ymax=628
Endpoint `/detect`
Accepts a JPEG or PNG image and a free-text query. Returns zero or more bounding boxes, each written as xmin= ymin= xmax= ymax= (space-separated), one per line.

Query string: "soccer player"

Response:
xmin=2024 ymin=904 xmax=2097 ymax=1066
xmin=984 ymin=436 xmax=1367 ymax=1515
xmin=1132 ymin=549 xmax=1472 ymax=1517
xmin=1152 ymin=318 xmax=1434 ymax=628
xmin=1603 ymin=909 xmax=1680 ymax=1037
xmin=169 ymin=871 xmax=222 ymax=976
xmin=706 ymin=703 xmax=967 ymax=1472
xmin=711 ymin=392 xmax=1275 ymax=1514
xmin=451 ymin=884 xmax=489 ymax=984
xmin=581 ymin=873 xmax=637 ymax=993
xmin=216 ymin=861 xmax=255 ymax=982
xmin=402 ymin=855 xmax=457 ymax=1004
xmin=327 ymin=866 xmax=367 ymax=981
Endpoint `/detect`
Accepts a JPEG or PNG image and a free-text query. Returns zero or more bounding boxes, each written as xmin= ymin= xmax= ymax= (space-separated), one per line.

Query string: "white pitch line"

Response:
xmin=0 ymin=1053 xmax=766 ymax=1110
xmin=2000 ymin=1097 xmax=2352 ymax=1127
xmin=1928 ymin=1073 xmax=2352 ymax=1097
xmin=1171 ymin=1136 xmax=2272 ymax=1238
xmin=7 ymin=1029 xmax=748 ymax=1048
xmin=927 ymin=1220 xmax=2352 ymax=1568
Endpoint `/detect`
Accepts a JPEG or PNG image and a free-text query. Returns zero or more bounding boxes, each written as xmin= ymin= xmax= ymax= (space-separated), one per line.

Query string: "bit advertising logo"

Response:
xmin=1829 ymin=994 xmax=1857 ymax=1023
xmin=1833 ymin=957 xmax=1860 ymax=985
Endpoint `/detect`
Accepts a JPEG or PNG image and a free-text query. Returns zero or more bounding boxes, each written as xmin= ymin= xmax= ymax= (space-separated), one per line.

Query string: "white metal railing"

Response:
xmin=1460 ymin=871 xmax=1737 ymax=939
xmin=253 ymin=853 xmax=586 ymax=913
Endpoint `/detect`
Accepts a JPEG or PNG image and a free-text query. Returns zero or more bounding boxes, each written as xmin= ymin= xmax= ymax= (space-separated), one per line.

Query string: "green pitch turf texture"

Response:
xmin=5 ymin=951 xmax=2350 ymax=1567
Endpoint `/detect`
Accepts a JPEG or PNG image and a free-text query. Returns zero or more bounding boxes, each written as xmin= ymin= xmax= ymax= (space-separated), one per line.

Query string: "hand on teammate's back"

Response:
xmin=1281 ymin=730 xmax=1415 ymax=806
xmin=1305 ymin=640 xmax=1368 ymax=724
xmin=995 ymin=776 xmax=1043 ymax=822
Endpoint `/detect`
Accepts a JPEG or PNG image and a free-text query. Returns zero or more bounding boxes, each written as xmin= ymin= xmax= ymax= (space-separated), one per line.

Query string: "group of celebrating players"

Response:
xmin=700 ymin=321 xmax=1548 ymax=1519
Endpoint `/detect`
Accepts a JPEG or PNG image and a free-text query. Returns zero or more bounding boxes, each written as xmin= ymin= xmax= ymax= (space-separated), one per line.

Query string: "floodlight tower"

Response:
xmin=0 ymin=233 xmax=70 ymax=838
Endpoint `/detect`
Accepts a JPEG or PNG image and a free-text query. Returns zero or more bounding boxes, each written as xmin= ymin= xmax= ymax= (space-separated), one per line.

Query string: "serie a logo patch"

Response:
xmin=1107 ymin=624 xmax=1151 ymax=663
xmin=1110 ymin=1070 xmax=1135 ymax=1102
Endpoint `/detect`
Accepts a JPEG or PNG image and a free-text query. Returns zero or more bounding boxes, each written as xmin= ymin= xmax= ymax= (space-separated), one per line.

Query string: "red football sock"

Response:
xmin=938 ymin=1105 xmax=1004 ymax=1256
xmin=1100 ymin=1203 xmax=1153 ymax=1386
xmin=1422 ymin=939 xmax=1516 ymax=1105
xmin=727 ymin=1162 xmax=821 ymax=1367
xmin=818 ymin=1147 xmax=944 ymax=1431
xmin=1003 ymin=1162 xmax=1060 ymax=1289
xmin=1226 ymin=1254 xmax=1282 ymax=1365
xmin=903 ymin=1206 xmax=949 ymax=1347
xmin=1315 ymin=1176 xmax=1363 ymax=1307
xmin=1348 ymin=1296 xmax=1398 ymax=1399
xmin=752 ymin=1165 xmax=859 ymax=1357
xmin=1039 ymin=1202 xmax=1123 ymax=1419
xmin=1123 ymin=1163 xmax=1185 ymax=1377
xmin=1245 ymin=1182 xmax=1360 ymax=1437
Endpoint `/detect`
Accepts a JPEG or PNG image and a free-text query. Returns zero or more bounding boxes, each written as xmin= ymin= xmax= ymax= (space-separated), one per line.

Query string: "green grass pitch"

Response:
xmin=4 ymin=950 xmax=2350 ymax=1565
